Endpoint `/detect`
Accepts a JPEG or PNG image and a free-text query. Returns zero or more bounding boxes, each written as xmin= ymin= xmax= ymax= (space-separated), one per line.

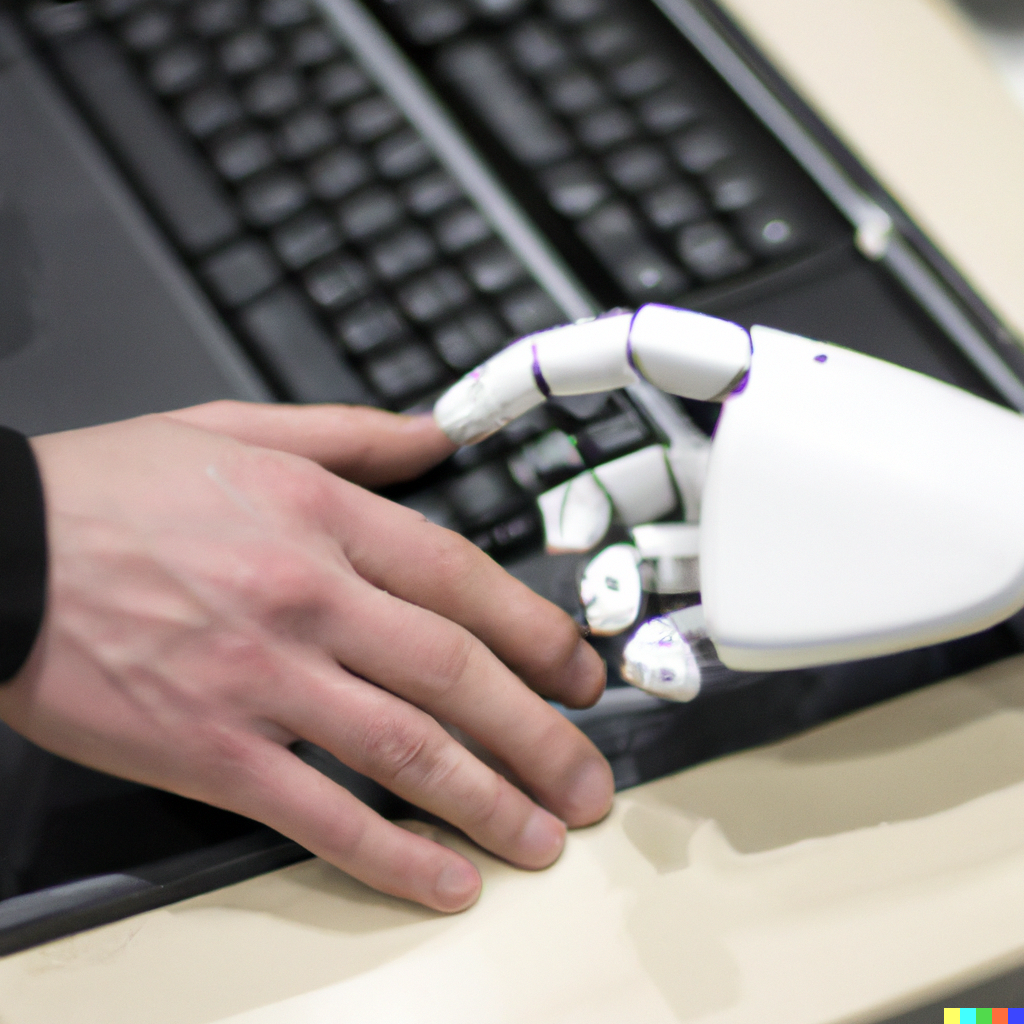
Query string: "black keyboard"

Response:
xmin=22 ymin=0 xmax=847 ymax=564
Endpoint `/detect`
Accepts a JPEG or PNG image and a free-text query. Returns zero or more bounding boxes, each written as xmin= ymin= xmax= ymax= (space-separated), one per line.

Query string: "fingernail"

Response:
xmin=434 ymin=859 xmax=480 ymax=912
xmin=566 ymin=757 xmax=615 ymax=827
xmin=563 ymin=641 xmax=607 ymax=707
xmin=517 ymin=809 xmax=566 ymax=868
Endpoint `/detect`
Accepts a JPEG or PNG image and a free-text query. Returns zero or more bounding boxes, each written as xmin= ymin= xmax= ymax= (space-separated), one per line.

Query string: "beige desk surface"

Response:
xmin=6 ymin=653 xmax=1024 ymax=1024
xmin=8 ymin=3 xmax=1024 ymax=1023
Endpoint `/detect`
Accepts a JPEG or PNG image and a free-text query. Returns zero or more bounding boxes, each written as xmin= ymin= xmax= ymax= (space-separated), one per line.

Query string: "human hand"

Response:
xmin=0 ymin=401 xmax=612 ymax=912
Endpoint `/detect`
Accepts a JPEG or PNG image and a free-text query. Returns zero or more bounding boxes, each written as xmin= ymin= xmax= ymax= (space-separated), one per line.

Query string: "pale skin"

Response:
xmin=0 ymin=401 xmax=613 ymax=913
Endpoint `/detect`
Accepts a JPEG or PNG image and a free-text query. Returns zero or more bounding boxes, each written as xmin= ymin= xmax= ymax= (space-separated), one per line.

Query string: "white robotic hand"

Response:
xmin=433 ymin=304 xmax=1024 ymax=677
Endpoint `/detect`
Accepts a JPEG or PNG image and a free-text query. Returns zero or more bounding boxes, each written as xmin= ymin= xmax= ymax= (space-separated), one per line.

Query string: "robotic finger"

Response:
xmin=434 ymin=304 xmax=1024 ymax=675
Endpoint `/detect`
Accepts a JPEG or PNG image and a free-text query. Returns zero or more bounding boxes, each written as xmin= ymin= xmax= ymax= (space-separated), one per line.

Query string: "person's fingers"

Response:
xmin=164 ymin=401 xmax=455 ymax=486
xmin=227 ymin=739 xmax=483 ymax=912
xmin=276 ymin=663 xmax=568 ymax=868
xmin=335 ymin=486 xmax=607 ymax=710
xmin=300 ymin=577 xmax=612 ymax=826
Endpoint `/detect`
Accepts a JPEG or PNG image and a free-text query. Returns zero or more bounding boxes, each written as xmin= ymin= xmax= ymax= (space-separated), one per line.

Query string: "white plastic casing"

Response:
xmin=534 ymin=313 xmax=636 ymax=396
xmin=701 ymin=325 xmax=1024 ymax=670
xmin=434 ymin=306 xmax=751 ymax=445
xmin=629 ymin=305 xmax=751 ymax=401
xmin=432 ymin=339 xmax=541 ymax=446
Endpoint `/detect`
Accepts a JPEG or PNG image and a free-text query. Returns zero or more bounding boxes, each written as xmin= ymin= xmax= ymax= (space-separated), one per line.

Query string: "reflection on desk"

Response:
xmin=6 ymin=654 xmax=1024 ymax=1024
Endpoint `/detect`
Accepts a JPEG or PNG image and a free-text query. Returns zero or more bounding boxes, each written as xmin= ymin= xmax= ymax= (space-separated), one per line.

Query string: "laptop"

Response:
xmin=2 ymin=0 xmax=1024 ymax=977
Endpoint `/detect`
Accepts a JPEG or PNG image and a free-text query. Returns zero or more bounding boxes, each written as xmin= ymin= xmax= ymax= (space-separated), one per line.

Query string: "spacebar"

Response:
xmin=51 ymin=29 xmax=239 ymax=255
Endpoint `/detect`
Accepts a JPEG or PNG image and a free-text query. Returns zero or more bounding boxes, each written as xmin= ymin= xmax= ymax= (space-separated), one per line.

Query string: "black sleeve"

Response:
xmin=0 ymin=426 xmax=47 ymax=683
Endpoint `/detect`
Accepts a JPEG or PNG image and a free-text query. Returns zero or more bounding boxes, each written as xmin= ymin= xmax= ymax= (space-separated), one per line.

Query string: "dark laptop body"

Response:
xmin=2 ymin=5 xmax=1023 ymax=1005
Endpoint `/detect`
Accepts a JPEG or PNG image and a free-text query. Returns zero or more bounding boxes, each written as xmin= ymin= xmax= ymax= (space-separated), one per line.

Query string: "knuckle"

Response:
xmin=424 ymin=630 xmax=475 ymax=699
xmin=360 ymin=711 xmax=430 ymax=782
xmin=194 ymin=722 xmax=259 ymax=779
xmin=423 ymin=528 xmax=477 ymax=582
xmin=252 ymin=547 xmax=323 ymax=605
xmin=457 ymin=771 xmax=504 ymax=833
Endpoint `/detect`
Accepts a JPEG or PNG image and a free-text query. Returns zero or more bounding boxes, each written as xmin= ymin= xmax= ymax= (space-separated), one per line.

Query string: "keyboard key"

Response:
xmin=439 ymin=40 xmax=574 ymax=167
xmin=202 ymin=237 xmax=282 ymax=306
xmin=239 ymin=286 xmax=374 ymax=404
xmin=462 ymin=240 xmax=527 ymax=293
xmin=211 ymin=128 xmax=275 ymax=180
xmin=506 ymin=20 xmax=568 ymax=75
xmin=676 ymin=220 xmax=751 ymax=280
xmin=547 ymin=392 xmax=612 ymax=422
xmin=399 ymin=487 xmax=460 ymax=531
xmin=338 ymin=186 xmax=403 ymax=239
xmin=398 ymin=266 xmax=471 ymax=322
xmin=335 ymin=297 xmax=408 ymax=354
xmin=288 ymin=24 xmax=340 ymax=66
xmin=470 ymin=0 xmax=531 ymax=18
xmin=239 ymin=170 xmax=309 ymax=225
xmin=343 ymin=95 xmax=404 ymax=143
xmin=275 ymin=108 xmax=337 ymax=159
xmin=576 ymin=105 xmax=637 ymax=151
xmin=189 ymin=0 xmax=246 ymax=38
xmin=578 ymin=203 xmax=686 ymax=300
xmin=704 ymin=160 xmax=763 ymax=211
xmin=540 ymin=160 xmax=610 ymax=218
xmin=637 ymin=87 xmax=702 ymax=134
xmin=500 ymin=285 xmax=564 ymax=335
xmin=507 ymin=429 xmax=584 ymax=491
xmin=734 ymin=201 xmax=804 ymax=257
xmin=178 ymin=87 xmax=243 ymax=137
xmin=272 ymin=210 xmax=340 ymax=268
xmin=304 ymin=254 xmax=370 ymax=308
xmin=575 ymin=408 xmax=650 ymax=462
xmin=485 ymin=509 xmax=541 ymax=550
xmin=402 ymin=169 xmax=462 ymax=216
xmin=578 ymin=19 xmax=639 ymax=64
xmin=609 ymin=54 xmax=673 ymax=99
xmin=543 ymin=67 xmax=606 ymax=116
xmin=499 ymin=404 xmax=552 ymax=444
xmin=96 ymin=0 xmax=147 ymax=19
xmin=447 ymin=462 xmax=528 ymax=530
xmin=369 ymin=225 xmax=438 ymax=280
xmin=307 ymin=146 xmax=370 ymax=199
xmin=604 ymin=144 xmax=670 ymax=192
xmin=149 ymin=42 xmax=209 ymax=95
xmin=374 ymin=129 xmax=432 ymax=179
xmin=641 ymin=180 xmax=706 ymax=231
xmin=433 ymin=204 xmax=491 ymax=252
xmin=55 ymin=30 xmax=239 ymax=253
xmin=671 ymin=125 xmax=733 ymax=173
xmin=244 ymin=70 xmax=304 ymax=118
xmin=258 ymin=0 xmax=310 ymax=29
xmin=392 ymin=0 xmax=470 ymax=45
xmin=219 ymin=29 xmax=275 ymax=77
xmin=121 ymin=8 xmax=176 ymax=52
xmin=433 ymin=307 xmax=507 ymax=368
xmin=314 ymin=60 xmax=371 ymax=106
xmin=364 ymin=344 xmax=449 ymax=403
xmin=545 ymin=0 xmax=607 ymax=22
